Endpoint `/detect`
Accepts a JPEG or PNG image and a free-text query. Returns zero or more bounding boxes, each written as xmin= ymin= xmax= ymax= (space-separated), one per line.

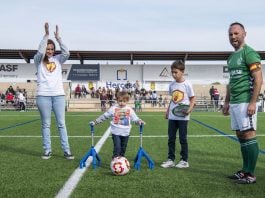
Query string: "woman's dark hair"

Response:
xmin=43 ymin=39 xmax=56 ymax=64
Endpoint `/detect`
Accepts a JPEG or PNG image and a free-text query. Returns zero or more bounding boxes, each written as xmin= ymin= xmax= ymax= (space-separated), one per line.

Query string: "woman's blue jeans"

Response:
xmin=36 ymin=96 xmax=70 ymax=154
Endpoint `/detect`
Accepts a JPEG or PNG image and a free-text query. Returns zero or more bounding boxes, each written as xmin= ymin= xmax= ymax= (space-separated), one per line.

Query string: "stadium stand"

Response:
xmin=1 ymin=50 xmax=264 ymax=112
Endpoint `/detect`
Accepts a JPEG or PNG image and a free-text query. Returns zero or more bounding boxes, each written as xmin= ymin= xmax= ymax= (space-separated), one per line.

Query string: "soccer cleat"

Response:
xmin=41 ymin=152 xmax=52 ymax=160
xmin=175 ymin=160 xmax=189 ymax=168
xmin=236 ymin=173 xmax=256 ymax=184
xmin=227 ymin=170 xmax=245 ymax=180
xmin=161 ymin=159 xmax=175 ymax=168
xmin=64 ymin=152 xmax=75 ymax=160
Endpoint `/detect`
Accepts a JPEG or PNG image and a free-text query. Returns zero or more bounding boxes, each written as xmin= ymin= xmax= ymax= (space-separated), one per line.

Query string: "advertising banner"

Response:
xmin=67 ymin=64 xmax=100 ymax=81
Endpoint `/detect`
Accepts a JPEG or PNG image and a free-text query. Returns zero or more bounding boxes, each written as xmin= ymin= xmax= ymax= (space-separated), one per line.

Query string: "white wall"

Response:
xmin=1 ymin=63 xmax=265 ymax=91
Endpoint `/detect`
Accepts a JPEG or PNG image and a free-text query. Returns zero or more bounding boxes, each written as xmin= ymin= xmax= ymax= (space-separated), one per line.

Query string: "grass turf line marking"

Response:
xmin=192 ymin=118 xmax=265 ymax=155
xmin=55 ymin=127 xmax=111 ymax=198
xmin=0 ymin=119 xmax=39 ymax=131
xmin=1 ymin=134 xmax=265 ymax=138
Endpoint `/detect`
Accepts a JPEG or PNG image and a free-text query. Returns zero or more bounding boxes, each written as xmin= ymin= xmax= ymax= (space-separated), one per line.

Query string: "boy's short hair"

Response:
xmin=171 ymin=60 xmax=185 ymax=71
xmin=117 ymin=91 xmax=129 ymax=102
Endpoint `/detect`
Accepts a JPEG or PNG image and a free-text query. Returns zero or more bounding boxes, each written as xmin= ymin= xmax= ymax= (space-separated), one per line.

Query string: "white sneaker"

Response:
xmin=41 ymin=152 xmax=52 ymax=160
xmin=161 ymin=159 xmax=175 ymax=168
xmin=175 ymin=160 xmax=189 ymax=168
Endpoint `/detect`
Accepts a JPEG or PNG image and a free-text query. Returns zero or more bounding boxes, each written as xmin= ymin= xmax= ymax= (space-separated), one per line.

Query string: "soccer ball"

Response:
xmin=110 ymin=156 xmax=130 ymax=176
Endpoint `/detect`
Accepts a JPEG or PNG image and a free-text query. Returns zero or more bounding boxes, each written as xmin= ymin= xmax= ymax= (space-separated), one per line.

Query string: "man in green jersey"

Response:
xmin=223 ymin=22 xmax=263 ymax=184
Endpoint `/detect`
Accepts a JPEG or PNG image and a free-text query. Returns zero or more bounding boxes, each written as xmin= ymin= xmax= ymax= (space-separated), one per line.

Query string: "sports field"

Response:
xmin=1 ymin=111 xmax=265 ymax=198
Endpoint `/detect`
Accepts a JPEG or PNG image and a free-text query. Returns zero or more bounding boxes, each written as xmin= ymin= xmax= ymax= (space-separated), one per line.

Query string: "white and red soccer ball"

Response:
xmin=110 ymin=156 xmax=130 ymax=176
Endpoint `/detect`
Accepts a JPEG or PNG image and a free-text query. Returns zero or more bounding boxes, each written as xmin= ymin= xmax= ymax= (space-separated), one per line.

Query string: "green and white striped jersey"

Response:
xmin=227 ymin=44 xmax=261 ymax=104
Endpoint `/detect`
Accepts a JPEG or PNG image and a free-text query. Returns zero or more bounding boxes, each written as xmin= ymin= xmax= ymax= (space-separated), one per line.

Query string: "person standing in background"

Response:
xmin=34 ymin=22 xmax=74 ymax=160
xmin=209 ymin=85 xmax=215 ymax=104
xmin=213 ymin=88 xmax=220 ymax=108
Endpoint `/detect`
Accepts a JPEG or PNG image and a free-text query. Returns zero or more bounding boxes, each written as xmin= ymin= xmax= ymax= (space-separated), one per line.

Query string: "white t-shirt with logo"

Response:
xmin=168 ymin=80 xmax=194 ymax=120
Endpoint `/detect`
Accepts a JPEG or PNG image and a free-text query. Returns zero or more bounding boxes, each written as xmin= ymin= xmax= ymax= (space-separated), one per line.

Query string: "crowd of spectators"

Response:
xmin=0 ymin=85 xmax=27 ymax=111
xmin=72 ymin=82 xmax=169 ymax=112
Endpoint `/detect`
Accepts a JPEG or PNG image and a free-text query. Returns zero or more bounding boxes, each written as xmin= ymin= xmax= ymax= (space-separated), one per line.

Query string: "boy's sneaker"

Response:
xmin=161 ymin=159 xmax=175 ymax=168
xmin=175 ymin=160 xmax=189 ymax=168
xmin=64 ymin=152 xmax=75 ymax=160
xmin=236 ymin=173 xmax=256 ymax=184
xmin=227 ymin=170 xmax=245 ymax=180
xmin=42 ymin=152 xmax=52 ymax=160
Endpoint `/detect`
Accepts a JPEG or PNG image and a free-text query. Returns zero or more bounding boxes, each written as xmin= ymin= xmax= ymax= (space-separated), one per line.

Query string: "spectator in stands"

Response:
xmin=114 ymin=87 xmax=120 ymax=100
xmin=135 ymin=80 xmax=140 ymax=92
xmin=81 ymin=85 xmax=88 ymax=98
xmin=100 ymin=90 xmax=108 ymax=112
xmin=161 ymin=60 xmax=195 ymax=169
xmin=34 ymin=22 xmax=74 ymax=160
xmin=14 ymin=86 xmax=21 ymax=107
xmin=0 ymin=91 xmax=5 ymax=105
xmin=262 ymin=90 xmax=265 ymax=102
xmin=96 ymin=87 xmax=102 ymax=98
xmin=74 ymin=84 xmax=81 ymax=98
xmin=6 ymin=85 xmax=15 ymax=96
xmin=213 ymin=88 xmax=220 ymax=108
xmin=107 ymin=88 xmax=114 ymax=107
xmin=6 ymin=91 xmax=14 ymax=104
xmin=163 ymin=96 xmax=169 ymax=107
xmin=90 ymin=86 xmax=95 ymax=98
xmin=18 ymin=89 xmax=26 ymax=112
xmin=125 ymin=81 xmax=132 ymax=97
xmin=209 ymin=86 xmax=215 ymax=103
xmin=15 ymin=86 xmax=20 ymax=97
xmin=218 ymin=97 xmax=224 ymax=112
xmin=134 ymin=95 xmax=142 ymax=112
xmin=151 ymin=90 xmax=157 ymax=107
xmin=22 ymin=89 xmax=28 ymax=103
xmin=158 ymin=94 xmax=163 ymax=107
xmin=145 ymin=91 xmax=151 ymax=103
xmin=140 ymin=88 xmax=147 ymax=101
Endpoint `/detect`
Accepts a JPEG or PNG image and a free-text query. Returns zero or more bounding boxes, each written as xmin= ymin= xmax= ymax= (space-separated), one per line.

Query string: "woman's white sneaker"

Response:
xmin=41 ymin=152 xmax=52 ymax=160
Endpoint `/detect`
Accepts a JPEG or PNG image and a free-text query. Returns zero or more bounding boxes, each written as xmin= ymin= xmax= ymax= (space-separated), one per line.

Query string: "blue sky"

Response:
xmin=1 ymin=0 xmax=265 ymax=52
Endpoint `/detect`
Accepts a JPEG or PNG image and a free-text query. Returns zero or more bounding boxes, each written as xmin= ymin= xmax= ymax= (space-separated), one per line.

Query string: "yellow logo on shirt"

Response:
xmin=46 ymin=62 xmax=56 ymax=72
xmin=172 ymin=90 xmax=184 ymax=104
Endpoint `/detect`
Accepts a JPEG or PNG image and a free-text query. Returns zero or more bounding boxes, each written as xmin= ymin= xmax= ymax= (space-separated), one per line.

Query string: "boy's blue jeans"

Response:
xmin=112 ymin=134 xmax=129 ymax=158
xmin=167 ymin=120 xmax=188 ymax=161
xmin=36 ymin=96 xmax=70 ymax=154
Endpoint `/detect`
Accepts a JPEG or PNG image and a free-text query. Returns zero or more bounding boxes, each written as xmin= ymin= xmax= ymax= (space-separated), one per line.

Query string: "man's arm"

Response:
xmin=248 ymin=67 xmax=263 ymax=115
xmin=222 ymin=84 xmax=230 ymax=116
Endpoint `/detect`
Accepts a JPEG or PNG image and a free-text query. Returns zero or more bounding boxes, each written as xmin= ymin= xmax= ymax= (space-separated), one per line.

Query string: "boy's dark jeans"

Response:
xmin=167 ymin=119 xmax=188 ymax=161
xmin=112 ymin=134 xmax=129 ymax=158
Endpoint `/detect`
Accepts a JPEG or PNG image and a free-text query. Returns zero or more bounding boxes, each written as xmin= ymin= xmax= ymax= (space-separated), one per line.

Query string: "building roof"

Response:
xmin=1 ymin=49 xmax=265 ymax=64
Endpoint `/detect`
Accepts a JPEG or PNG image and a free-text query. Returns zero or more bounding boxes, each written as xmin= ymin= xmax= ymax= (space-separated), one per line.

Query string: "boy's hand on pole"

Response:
xmin=138 ymin=120 xmax=145 ymax=125
xmin=89 ymin=121 xmax=95 ymax=126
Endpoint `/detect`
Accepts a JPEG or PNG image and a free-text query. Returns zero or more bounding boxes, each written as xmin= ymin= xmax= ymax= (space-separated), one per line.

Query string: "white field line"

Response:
xmin=2 ymin=113 xmax=265 ymax=117
xmin=1 ymin=134 xmax=265 ymax=138
xmin=55 ymin=127 xmax=111 ymax=198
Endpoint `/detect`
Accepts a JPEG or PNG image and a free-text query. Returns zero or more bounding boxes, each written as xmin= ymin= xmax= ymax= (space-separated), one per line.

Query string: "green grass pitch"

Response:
xmin=0 ymin=111 xmax=265 ymax=198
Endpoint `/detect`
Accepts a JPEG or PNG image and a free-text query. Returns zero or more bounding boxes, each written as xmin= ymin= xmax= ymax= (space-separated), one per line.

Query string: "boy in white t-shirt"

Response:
xmin=161 ymin=60 xmax=195 ymax=169
xmin=90 ymin=91 xmax=145 ymax=158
